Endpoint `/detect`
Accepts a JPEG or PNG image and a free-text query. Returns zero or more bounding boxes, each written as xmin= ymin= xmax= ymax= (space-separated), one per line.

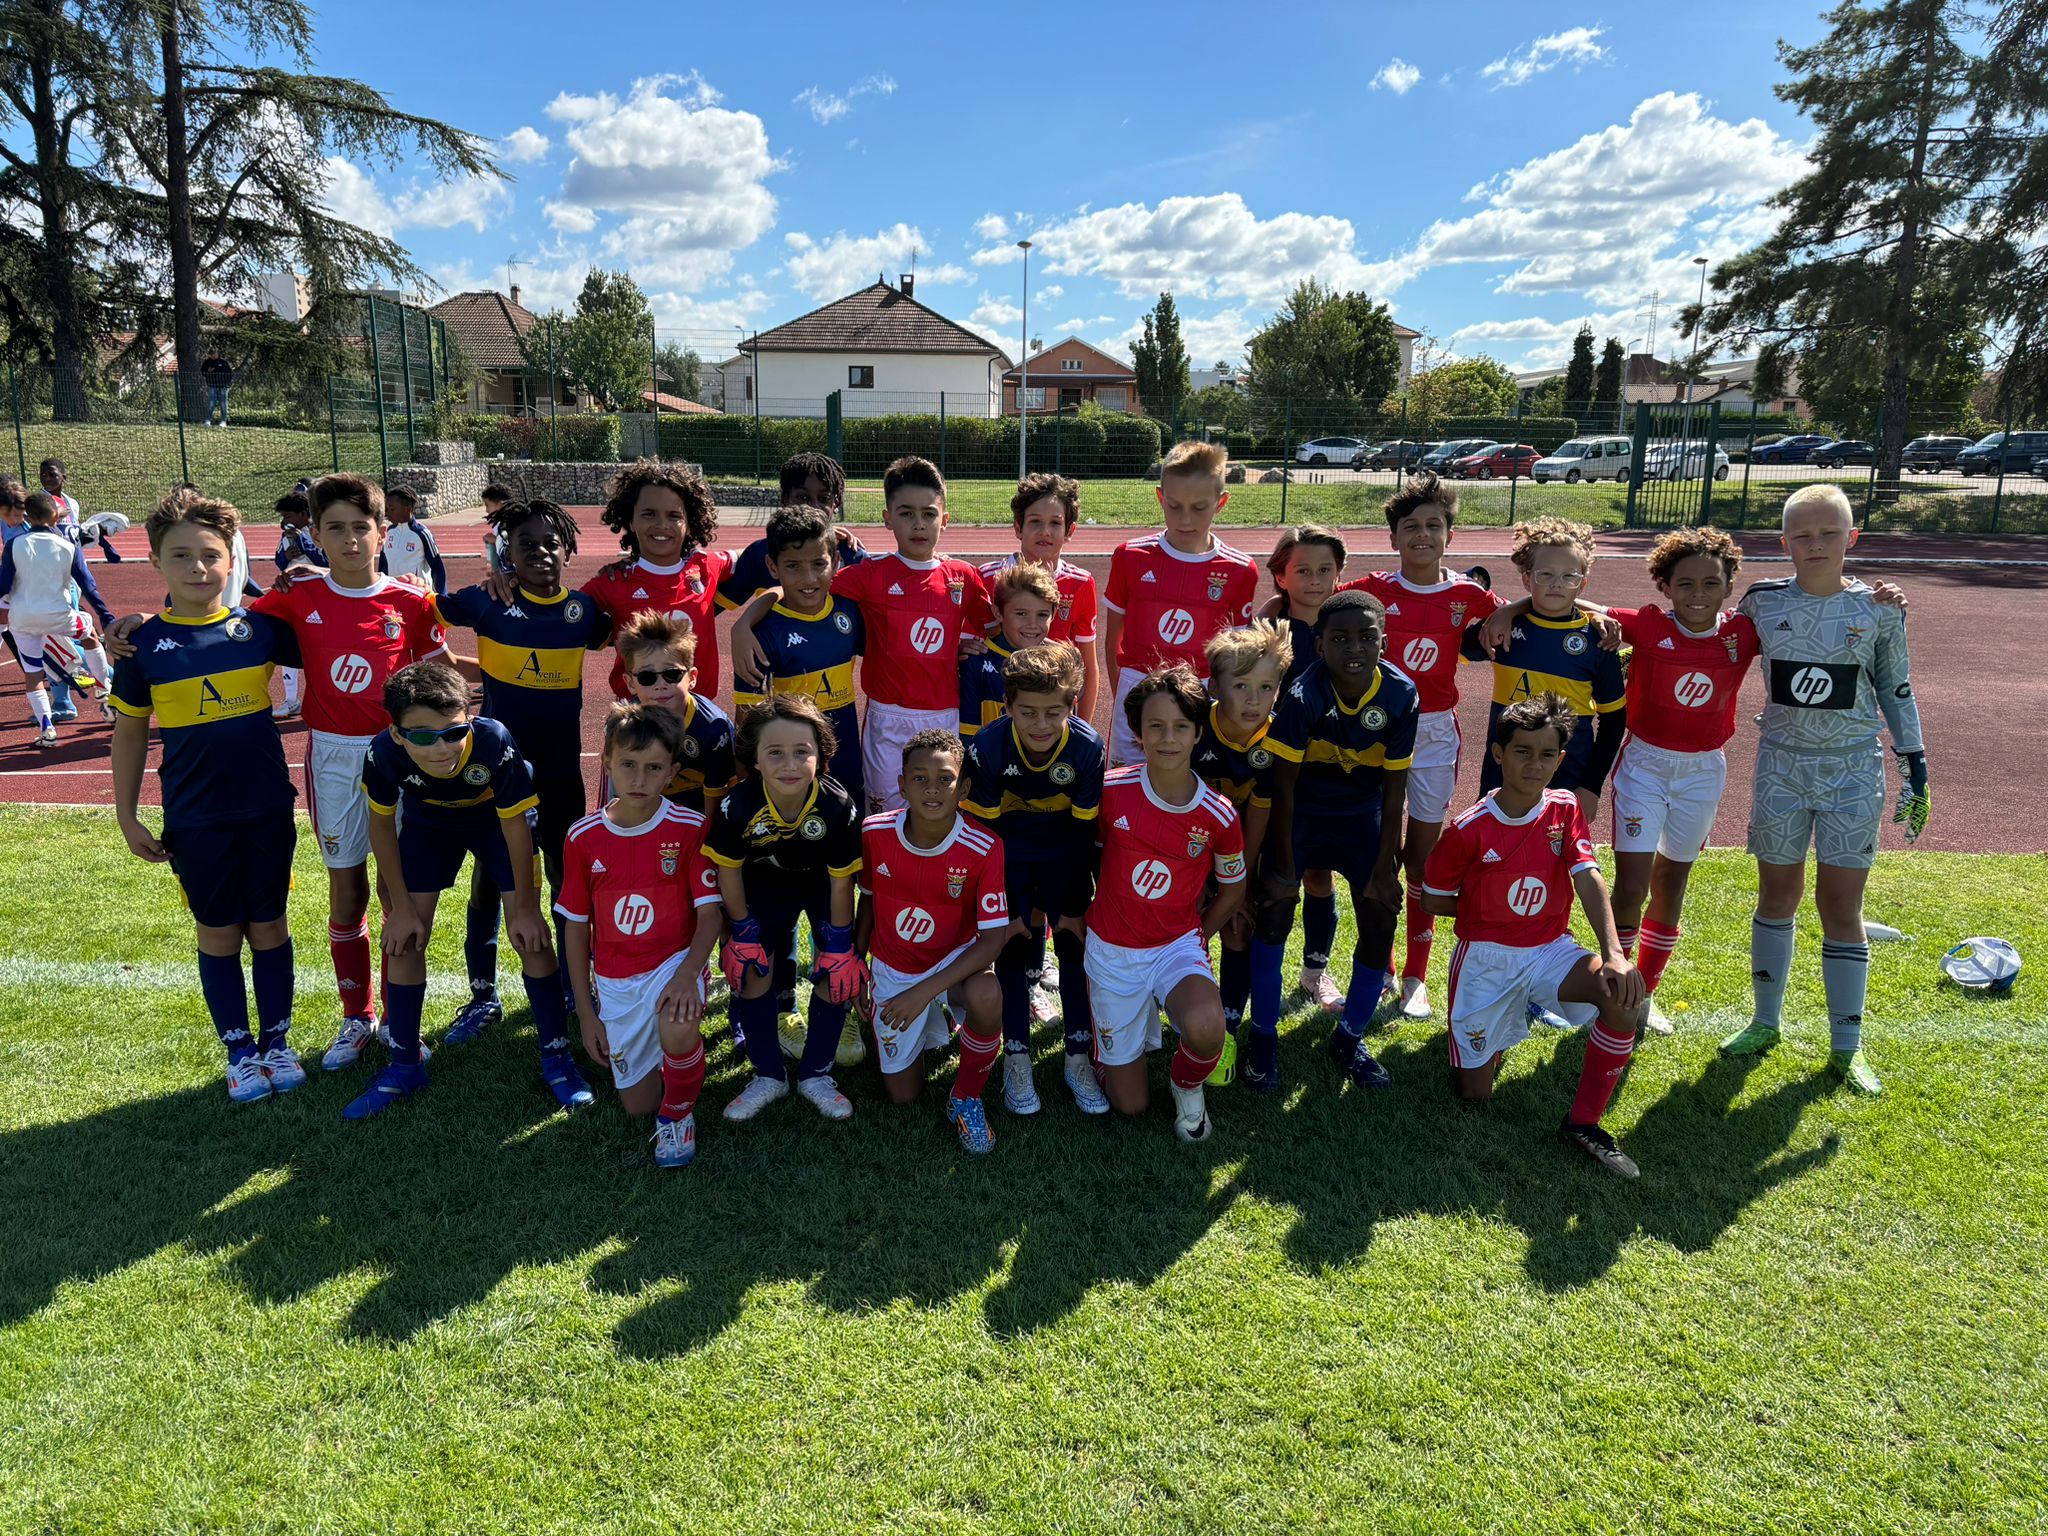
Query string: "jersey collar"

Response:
xmin=1206 ymin=702 xmax=1270 ymax=753
xmin=891 ymin=808 xmax=965 ymax=856
xmin=636 ymin=555 xmax=686 ymax=577
xmin=1331 ymin=665 xmax=1385 ymax=715
xmin=320 ymin=572 xmax=391 ymax=598
xmin=162 ymin=607 xmax=231 ymax=627
xmin=771 ymin=594 xmax=836 ymax=622
xmin=1138 ymin=766 xmax=1204 ymax=815
xmin=517 ymin=586 xmax=567 ymax=606
xmin=1155 ymin=533 xmax=1219 ymax=563
xmin=887 ymin=552 xmax=941 ymax=572
xmin=602 ymin=801 xmax=676 ymax=837
xmin=1527 ymin=609 xmax=1590 ymax=630
xmin=1480 ymin=789 xmax=1551 ymax=826
xmin=1010 ymin=720 xmax=1070 ymax=768
xmin=761 ymin=779 xmax=820 ymax=828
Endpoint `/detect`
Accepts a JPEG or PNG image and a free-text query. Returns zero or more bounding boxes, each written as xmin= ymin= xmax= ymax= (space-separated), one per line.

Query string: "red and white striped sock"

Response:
xmin=1637 ymin=920 xmax=1681 ymax=994
xmin=1569 ymin=1022 xmax=1637 ymax=1125
xmin=328 ymin=921 xmax=375 ymax=1021
xmin=660 ymin=1044 xmax=706 ymax=1120
xmin=951 ymin=1024 xmax=1002 ymax=1102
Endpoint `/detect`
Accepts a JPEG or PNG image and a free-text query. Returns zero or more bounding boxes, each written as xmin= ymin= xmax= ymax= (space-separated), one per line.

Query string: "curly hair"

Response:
xmin=1011 ymin=471 xmax=1080 ymax=529
xmin=901 ymin=727 xmax=966 ymax=772
xmin=1647 ymin=525 xmax=1741 ymax=586
xmin=1314 ymin=588 xmax=1386 ymax=636
xmin=778 ymin=451 xmax=846 ymax=512
xmin=1509 ymin=516 xmax=1596 ymax=574
xmin=488 ymin=497 xmax=581 ymax=558
xmin=601 ymin=458 xmax=717 ymax=556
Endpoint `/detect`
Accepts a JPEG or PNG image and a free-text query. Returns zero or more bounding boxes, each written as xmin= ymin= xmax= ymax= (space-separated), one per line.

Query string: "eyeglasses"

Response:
xmin=1529 ymin=570 xmax=1587 ymax=588
xmin=396 ymin=722 xmax=472 ymax=747
xmin=631 ymin=667 xmax=688 ymax=686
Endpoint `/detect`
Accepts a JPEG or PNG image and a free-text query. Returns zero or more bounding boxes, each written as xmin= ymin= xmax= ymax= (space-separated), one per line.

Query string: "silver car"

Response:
xmin=1641 ymin=439 xmax=1731 ymax=482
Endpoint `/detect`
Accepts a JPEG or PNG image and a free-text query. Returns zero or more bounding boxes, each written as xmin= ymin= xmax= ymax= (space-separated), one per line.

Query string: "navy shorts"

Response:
xmin=531 ymin=771 xmax=587 ymax=872
xmin=1291 ymin=810 xmax=1388 ymax=890
xmin=398 ymin=808 xmax=538 ymax=896
xmin=1005 ymin=851 xmax=1092 ymax=928
xmin=165 ymin=810 xmax=296 ymax=929
xmin=745 ymin=879 xmax=832 ymax=955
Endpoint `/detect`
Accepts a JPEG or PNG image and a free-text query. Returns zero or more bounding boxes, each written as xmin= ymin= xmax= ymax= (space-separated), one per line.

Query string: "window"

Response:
xmin=1018 ymin=386 xmax=1046 ymax=408
xmin=1060 ymin=388 xmax=1082 ymax=408
xmin=1098 ymin=387 xmax=1128 ymax=411
xmin=1060 ymin=358 xmax=1083 ymax=372
xmin=848 ymin=365 xmax=874 ymax=389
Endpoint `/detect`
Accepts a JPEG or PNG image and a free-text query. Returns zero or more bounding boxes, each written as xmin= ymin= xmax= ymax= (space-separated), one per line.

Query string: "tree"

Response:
xmin=1401 ymin=354 xmax=1517 ymax=427
xmin=1705 ymin=0 xmax=1976 ymax=484
xmin=1795 ymin=276 xmax=1985 ymax=436
xmin=654 ymin=340 xmax=703 ymax=404
xmin=1593 ymin=336 xmax=1625 ymax=425
xmin=525 ymin=270 xmax=655 ymax=411
xmin=1525 ymin=374 xmax=1568 ymax=418
xmin=1247 ymin=278 xmax=1402 ymax=421
xmin=1129 ymin=293 xmax=1190 ymax=422
xmin=1562 ymin=324 xmax=1596 ymax=422
xmin=1184 ymin=382 xmax=1251 ymax=432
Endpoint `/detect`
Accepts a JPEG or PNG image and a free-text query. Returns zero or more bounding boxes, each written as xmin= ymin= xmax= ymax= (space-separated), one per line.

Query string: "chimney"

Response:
xmin=510 ymin=283 xmax=522 ymax=308
xmin=899 ymin=271 xmax=915 ymax=298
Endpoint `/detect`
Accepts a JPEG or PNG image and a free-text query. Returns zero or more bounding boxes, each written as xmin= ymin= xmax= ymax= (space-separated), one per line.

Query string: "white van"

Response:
xmin=1531 ymin=436 xmax=1633 ymax=483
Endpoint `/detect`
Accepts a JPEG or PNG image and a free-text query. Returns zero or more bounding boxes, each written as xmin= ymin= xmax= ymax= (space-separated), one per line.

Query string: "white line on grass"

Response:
xmin=0 ymin=953 xmax=485 ymax=1003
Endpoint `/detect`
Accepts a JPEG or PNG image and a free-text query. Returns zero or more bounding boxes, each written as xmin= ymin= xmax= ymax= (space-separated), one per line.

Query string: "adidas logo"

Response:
xmin=1482 ymin=848 xmax=1503 ymax=862
xmin=306 ymin=611 xmax=323 ymax=624
xmin=1774 ymin=619 xmax=1792 ymax=631
xmin=888 ymin=582 xmax=904 ymax=595
xmin=1113 ymin=815 xmax=1131 ymax=830
xmin=153 ymin=637 xmax=181 ymax=652
xmin=1385 ymin=601 xmax=1401 ymax=615
xmin=1140 ymin=570 xmax=1157 ymax=583
xmin=590 ymin=859 xmax=606 ymax=873
xmin=1657 ymin=637 xmax=1676 ymax=649
xmin=877 ymin=862 xmax=891 ymax=877
xmin=632 ymin=587 xmax=649 ymax=600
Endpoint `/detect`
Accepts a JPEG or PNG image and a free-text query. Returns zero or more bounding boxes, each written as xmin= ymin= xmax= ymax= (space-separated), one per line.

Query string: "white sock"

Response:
xmin=27 ymin=685 xmax=51 ymax=728
xmin=282 ymin=667 xmax=301 ymax=708
xmin=82 ymin=645 xmax=109 ymax=688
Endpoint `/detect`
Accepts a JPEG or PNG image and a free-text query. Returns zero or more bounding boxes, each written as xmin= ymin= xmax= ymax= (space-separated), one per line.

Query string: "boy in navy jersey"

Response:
xmin=1259 ymin=592 xmax=1419 ymax=1090
xmin=958 ymin=562 xmax=1058 ymax=740
xmin=435 ymin=499 xmax=612 ymax=1045
xmin=109 ymin=492 xmax=305 ymax=1105
xmin=616 ymin=613 xmax=737 ymax=815
xmin=961 ymin=641 xmax=1106 ymax=1115
xmin=354 ymin=661 xmax=589 ymax=1120
xmin=720 ymin=451 xmax=866 ymax=607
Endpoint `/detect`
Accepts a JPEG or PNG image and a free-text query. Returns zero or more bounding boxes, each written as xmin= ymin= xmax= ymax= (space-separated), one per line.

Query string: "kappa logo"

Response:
xmin=894 ymin=905 xmax=938 ymax=944
xmin=1672 ymin=671 xmax=1716 ymax=708
xmin=505 ymin=605 xmax=527 ymax=620
xmin=405 ymin=774 xmax=424 ymax=787
xmin=1003 ymin=763 xmax=1021 ymax=776
xmin=785 ymin=632 xmax=807 ymax=647
xmin=153 ymin=637 xmax=181 ymax=652
xmin=612 ymin=893 xmax=656 ymax=937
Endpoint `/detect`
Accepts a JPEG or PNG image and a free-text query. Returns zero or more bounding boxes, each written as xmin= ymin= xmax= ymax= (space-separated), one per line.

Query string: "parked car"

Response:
xmin=1422 ymin=438 xmax=1496 ymax=472
xmin=1453 ymin=443 xmax=1540 ymax=479
xmin=1810 ymin=439 xmax=1875 ymax=469
xmin=2034 ymin=455 xmax=2048 ymax=479
xmin=1362 ymin=439 xmax=1427 ymax=470
xmin=1531 ymin=435 xmax=1633 ymax=483
xmin=1955 ymin=430 xmax=2048 ymax=475
xmin=1294 ymin=435 xmax=1371 ymax=466
xmin=1902 ymin=435 xmax=1973 ymax=471
xmin=1642 ymin=440 xmax=1731 ymax=481
xmin=1749 ymin=433 xmax=1834 ymax=465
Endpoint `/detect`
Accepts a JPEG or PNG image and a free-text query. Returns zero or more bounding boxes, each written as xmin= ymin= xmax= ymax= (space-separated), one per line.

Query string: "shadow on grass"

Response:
xmin=0 ymin=1019 xmax=1840 ymax=1355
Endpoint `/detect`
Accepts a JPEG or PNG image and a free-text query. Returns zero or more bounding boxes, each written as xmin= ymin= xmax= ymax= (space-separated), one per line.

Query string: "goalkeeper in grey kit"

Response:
xmin=1723 ymin=485 xmax=1929 ymax=1095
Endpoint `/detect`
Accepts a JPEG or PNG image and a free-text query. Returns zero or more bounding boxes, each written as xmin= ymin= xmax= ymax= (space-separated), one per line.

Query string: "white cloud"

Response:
xmin=1371 ymin=59 xmax=1421 ymax=95
xmin=544 ymin=200 xmax=597 ymax=233
xmin=964 ymin=291 xmax=1025 ymax=351
xmin=1035 ymin=284 xmax=1063 ymax=302
xmin=1483 ymin=26 xmax=1608 ymax=88
xmin=318 ymin=157 xmax=395 ymax=238
xmin=782 ymin=222 xmax=945 ymax=300
xmin=393 ymin=173 xmax=507 ymax=233
xmin=1053 ymin=314 xmax=1120 ymax=335
xmin=794 ymin=74 xmax=897 ymax=125
xmin=501 ymin=126 xmax=551 ymax=163
xmin=973 ymin=213 xmax=1009 ymax=241
xmin=1111 ymin=307 xmax=1258 ymax=368
xmin=972 ymin=240 xmax=1028 ymax=267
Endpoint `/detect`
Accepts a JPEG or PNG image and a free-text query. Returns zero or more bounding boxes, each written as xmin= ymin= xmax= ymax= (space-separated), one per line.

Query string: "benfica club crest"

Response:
xmin=1724 ymin=633 xmax=1741 ymax=663
xmin=1057 ymin=596 xmax=1073 ymax=618
xmin=1206 ymin=573 xmax=1226 ymax=602
xmin=1548 ymin=825 xmax=1565 ymax=855
xmin=947 ymin=867 xmax=966 ymax=899
xmin=1449 ymin=601 xmax=1468 ymax=628
xmin=1186 ymin=826 xmax=1211 ymax=859
xmin=660 ymin=843 xmax=680 ymax=877
xmin=381 ymin=614 xmax=402 ymax=640
xmin=687 ymin=570 xmax=705 ymax=596
xmin=947 ymin=578 xmax=965 ymax=606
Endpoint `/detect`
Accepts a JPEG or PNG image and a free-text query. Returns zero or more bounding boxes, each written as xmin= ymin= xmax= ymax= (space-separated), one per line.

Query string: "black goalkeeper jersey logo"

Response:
xmin=1767 ymin=658 xmax=1859 ymax=710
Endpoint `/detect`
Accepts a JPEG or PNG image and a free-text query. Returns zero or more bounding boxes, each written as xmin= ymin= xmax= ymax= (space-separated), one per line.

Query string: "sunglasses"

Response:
xmin=397 ymin=722 xmax=472 ymax=747
xmin=631 ymin=667 xmax=688 ymax=686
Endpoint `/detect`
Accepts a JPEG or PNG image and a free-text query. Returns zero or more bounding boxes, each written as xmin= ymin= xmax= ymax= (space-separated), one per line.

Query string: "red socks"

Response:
xmin=1637 ymin=920 xmax=1680 ymax=994
xmin=1170 ymin=1040 xmax=1221 ymax=1090
xmin=1402 ymin=889 xmax=1433 ymax=982
xmin=951 ymin=1024 xmax=1001 ymax=1101
xmin=1569 ymin=1022 xmax=1637 ymax=1125
xmin=1615 ymin=925 xmax=1638 ymax=961
xmin=328 ymin=921 xmax=375 ymax=1021
xmin=660 ymin=1044 xmax=706 ymax=1120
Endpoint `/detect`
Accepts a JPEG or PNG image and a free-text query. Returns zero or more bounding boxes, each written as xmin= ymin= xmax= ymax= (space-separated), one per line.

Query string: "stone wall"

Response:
xmin=389 ymin=443 xmax=719 ymax=518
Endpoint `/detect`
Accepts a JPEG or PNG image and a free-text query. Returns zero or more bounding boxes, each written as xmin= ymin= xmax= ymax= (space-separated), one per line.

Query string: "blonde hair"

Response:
xmin=1510 ymin=516 xmax=1596 ymax=574
xmin=1782 ymin=482 xmax=1854 ymax=531
xmin=1160 ymin=439 xmax=1228 ymax=487
xmin=616 ymin=611 xmax=699 ymax=670
xmin=146 ymin=488 xmax=241 ymax=553
xmin=1206 ymin=618 xmax=1293 ymax=683
xmin=992 ymin=561 xmax=1060 ymax=611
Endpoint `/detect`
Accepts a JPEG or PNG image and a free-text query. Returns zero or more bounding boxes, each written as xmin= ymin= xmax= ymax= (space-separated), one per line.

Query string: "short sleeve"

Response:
xmin=406 ymin=592 xmax=447 ymax=660
xmin=856 ymin=826 xmax=878 ymax=894
xmin=1385 ymin=690 xmax=1420 ymax=766
xmin=1211 ymin=806 xmax=1247 ymax=883
xmin=435 ymin=586 xmax=486 ymax=632
xmin=704 ymin=800 xmax=746 ymax=869
xmin=960 ymin=566 xmax=993 ymax=633
xmin=490 ymin=732 xmax=538 ymax=818
xmin=1737 ymin=584 xmax=1761 ymax=624
xmin=831 ymin=561 xmax=872 ymax=602
xmin=687 ymin=840 xmax=723 ymax=908
xmin=1592 ymin=643 xmax=1627 ymax=710
xmin=1068 ymin=571 xmax=1100 ymax=642
xmin=1564 ymin=799 xmax=1598 ymax=874
xmin=961 ymin=736 xmax=1002 ymax=822
xmin=249 ymin=583 xmax=291 ymax=621
xmin=718 ymin=541 xmax=766 ymax=608
xmin=1608 ymin=606 xmax=1644 ymax=646
xmin=555 ymin=838 xmax=592 ymax=922
xmin=109 ymin=650 xmax=153 ymax=719
xmin=1229 ymin=562 xmax=1258 ymax=623
xmin=1069 ymin=742 xmax=1106 ymax=819
xmin=1263 ymin=683 xmax=1313 ymax=763
xmin=361 ymin=741 xmax=401 ymax=814
xmin=825 ymin=797 xmax=863 ymax=879
xmin=1422 ymin=820 xmax=1473 ymax=896
xmin=975 ymin=842 xmax=1010 ymax=928
xmin=1103 ymin=548 xmax=1130 ymax=614
xmin=702 ymin=715 xmax=738 ymax=795
xmin=255 ymin=613 xmax=301 ymax=668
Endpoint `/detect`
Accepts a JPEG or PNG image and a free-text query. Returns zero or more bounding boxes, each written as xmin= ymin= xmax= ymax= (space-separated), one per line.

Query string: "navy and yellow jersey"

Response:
xmin=732 ymin=595 xmax=864 ymax=743
xmin=1266 ymin=659 xmax=1420 ymax=822
xmin=957 ymin=636 xmax=1017 ymax=739
xmin=108 ymin=608 xmax=299 ymax=830
xmin=962 ymin=717 xmax=1105 ymax=856
xmin=1194 ymin=703 xmax=1279 ymax=811
xmin=705 ymin=774 xmax=864 ymax=890
xmin=362 ymin=716 xmax=538 ymax=823
xmin=1465 ymin=609 xmax=1626 ymax=721
xmin=661 ymin=693 xmax=739 ymax=813
xmin=719 ymin=533 xmax=868 ymax=608
xmin=434 ymin=584 xmax=610 ymax=780
xmin=1282 ymin=614 xmax=1318 ymax=686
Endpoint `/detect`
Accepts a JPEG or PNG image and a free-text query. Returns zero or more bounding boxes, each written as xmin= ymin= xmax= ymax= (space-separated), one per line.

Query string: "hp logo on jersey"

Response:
xmin=1401 ymin=637 xmax=1439 ymax=673
xmin=909 ymin=617 xmax=948 ymax=655
xmin=895 ymin=906 xmax=937 ymax=944
xmin=1789 ymin=666 xmax=1834 ymax=704
xmin=1157 ymin=608 xmax=1196 ymax=646
xmin=1130 ymin=858 xmax=1174 ymax=901
xmin=1504 ymin=876 xmax=1548 ymax=917
xmin=612 ymin=893 xmax=656 ymax=936
xmin=329 ymin=653 xmax=375 ymax=694
xmin=1673 ymin=671 xmax=1716 ymax=708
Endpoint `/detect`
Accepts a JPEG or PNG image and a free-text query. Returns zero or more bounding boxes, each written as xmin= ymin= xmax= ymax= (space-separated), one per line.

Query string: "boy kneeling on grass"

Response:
xmin=1419 ymin=692 xmax=1646 ymax=1179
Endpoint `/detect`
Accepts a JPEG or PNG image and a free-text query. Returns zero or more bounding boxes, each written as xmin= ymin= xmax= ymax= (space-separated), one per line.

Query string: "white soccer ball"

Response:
xmin=1940 ymin=937 xmax=2021 ymax=994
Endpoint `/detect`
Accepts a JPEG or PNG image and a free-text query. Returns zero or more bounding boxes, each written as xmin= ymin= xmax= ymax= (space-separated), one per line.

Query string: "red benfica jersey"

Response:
xmin=555 ymin=801 xmax=720 ymax=980
xmin=833 ymin=554 xmax=993 ymax=711
xmin=251 ymin=573 xmax=444 ymax=737
xmin=1612 ymin=605 xmax=1761 ymax=753
xmin=859 ymin=811 xmax=1009 ymax=973
xmin=1342 ymin=571 xmax=1499 ymax=714
xmin=585 ymin=550 xmax=734 ymax=699
xmin=978 ymin=554 xmax=1101 ymax=644
xmin=1422 ymin=789 xmax=1597 ymax=947
xmin=1104 ymin=535 xmax=1258 ymax=673
xmin=1090 ymin=766 xmax=1246 ymax=949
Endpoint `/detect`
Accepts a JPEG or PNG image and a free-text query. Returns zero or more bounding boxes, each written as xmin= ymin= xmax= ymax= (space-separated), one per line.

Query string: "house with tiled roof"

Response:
xmin=429 ymin=286 xmax=581 ymax=414
xmin=715 ymin=278 xmax=1011 ymax=419
xmin=1001 ymin=337 xmax=1143 ymax=415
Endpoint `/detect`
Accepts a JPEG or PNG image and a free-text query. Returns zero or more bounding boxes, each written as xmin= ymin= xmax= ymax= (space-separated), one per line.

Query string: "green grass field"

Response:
xmin=14 ymin=421 xmax=386 ymax=520
xmin=3 ymin=805 xmax=2042 ymax=1533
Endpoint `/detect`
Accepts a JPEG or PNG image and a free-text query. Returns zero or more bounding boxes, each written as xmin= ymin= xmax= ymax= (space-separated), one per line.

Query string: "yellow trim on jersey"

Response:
xmin=704 ymin=844 xmax=746 ymax=869
xmin=495 ymin=793 xmax=540 ymax=820
xmin=709 ymin=781 xmax=828 ymax=868
xmin=146 ymin=662 xmax=277 ymax=729
xmin=1333 ymin=668 xmax=1384 ymax=715
xmin=162 ymin=608 xmax=231 ymax=627
xmin=1297 ymin=738 xmax=1407 ymax=773
xmin=1491 ymin=668 xmax=1609 ymax=715
xmin=827 ymin=857 xmax=862 ymax=879
xmin=772 ymin=595 xmax=839 ymax=623
xmin=736 ymin=658 xmax=858 ymax=713
xmin=519 ymin=586 xmax=567 ymax=606
xmin=1206 ymin=703 xmax=1272 ymax=756
xmin=476 ymin=634 xmax=584 ymax=691
xmin=109 ymin=694 xmax=154 ymax=719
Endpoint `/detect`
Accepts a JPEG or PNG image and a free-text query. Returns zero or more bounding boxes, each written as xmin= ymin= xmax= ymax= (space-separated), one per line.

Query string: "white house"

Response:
xmin=715 ymin=279 xmax=1011 ymax=419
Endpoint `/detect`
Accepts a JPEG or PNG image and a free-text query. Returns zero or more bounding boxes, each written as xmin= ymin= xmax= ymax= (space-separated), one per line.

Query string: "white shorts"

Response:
xmin=1083 ymin=929 xmax=1210 ymax=1067
xmin=8 ymin=610 xmax=90 ymax=674
xmin=1443 ymin=934 xmax=1597 ymax=1068
xmin=870 ymin=944 xmax=969 ymax=1072
xmin=1109 ymin=667 xmax=1145 ymax=767
xmin=862 ymin=701 xmax=958 ymax=813
xmin=591 ymin=950 xmax=691 ymax=1091
xmin=308 ymin=728 xmax=376 ymax=869
xmin=1611 ymin=736 xmax=1727 ymax=860
xmin=1405 ymin=709 xmax=1464 ymax=824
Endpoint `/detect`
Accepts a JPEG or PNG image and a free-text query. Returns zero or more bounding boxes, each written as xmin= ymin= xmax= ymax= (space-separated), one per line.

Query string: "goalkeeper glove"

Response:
xmin=1893 ymin=751 xmax=1930 ymax=843
xmin=721 ymin=914 xmax=772 ymax=990
xmin=812 ymin=921 xmax=869 ymax=1004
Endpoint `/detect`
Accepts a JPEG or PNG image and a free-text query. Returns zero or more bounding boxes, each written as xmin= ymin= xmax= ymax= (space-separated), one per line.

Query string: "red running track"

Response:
xmin=4 ymin=520 xmax=2041 ymax=854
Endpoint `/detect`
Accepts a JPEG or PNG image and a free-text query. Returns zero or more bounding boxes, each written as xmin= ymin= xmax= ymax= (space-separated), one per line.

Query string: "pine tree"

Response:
xmin=1130 ymin=293 xmax=1190 ymax=424
xmin=1594 ymin=337 xmax=1626 ymax=429
xmin=1561 ymin=324 xmax=1596 ymax=426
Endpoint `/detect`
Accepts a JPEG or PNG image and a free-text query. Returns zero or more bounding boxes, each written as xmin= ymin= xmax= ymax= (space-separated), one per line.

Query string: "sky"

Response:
xmin=302 ymin=0 xmax=1829 ymax=375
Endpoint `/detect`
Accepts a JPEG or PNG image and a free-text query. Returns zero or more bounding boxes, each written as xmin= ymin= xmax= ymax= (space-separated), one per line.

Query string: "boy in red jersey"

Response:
xmin=1086 ymin=665 xmax=1247 ymax=1143
xmin=577 ymin=460 xmax=732 ymax=699
xmin=980 ymin=472 xmax=1101 ymax=719
xmin=558 ymin=704 xmax=727 ymax=1168
xmin=733 ymin=455 xmax=992 ymax=814
xmin=858 ymin=731 xmax=1014 ymax=1153
xmin=1420 ymin=693 xmax=1645 ymax=1178
xmin=1101 ymin=441 xmax=1258 ymax=766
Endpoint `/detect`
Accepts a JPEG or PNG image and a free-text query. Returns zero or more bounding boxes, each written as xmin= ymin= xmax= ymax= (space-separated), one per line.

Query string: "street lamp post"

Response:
xmin=1680 ymin=255 xmax=1708 ymax=469
xmin=1016 ymin=240 xmax=1032 ymax=477
xmin=1622 ymin=335 xmax=1643 ymax=434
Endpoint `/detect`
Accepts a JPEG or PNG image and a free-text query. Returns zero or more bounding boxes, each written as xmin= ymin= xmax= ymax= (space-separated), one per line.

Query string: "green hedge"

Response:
xmin=655 ymin=406 xmax=1163 ymax=481
xmin=434 ymin=412 xmax=621 ymax=462
xmin=1435 ymin=416 xmax=1580 ymax=452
